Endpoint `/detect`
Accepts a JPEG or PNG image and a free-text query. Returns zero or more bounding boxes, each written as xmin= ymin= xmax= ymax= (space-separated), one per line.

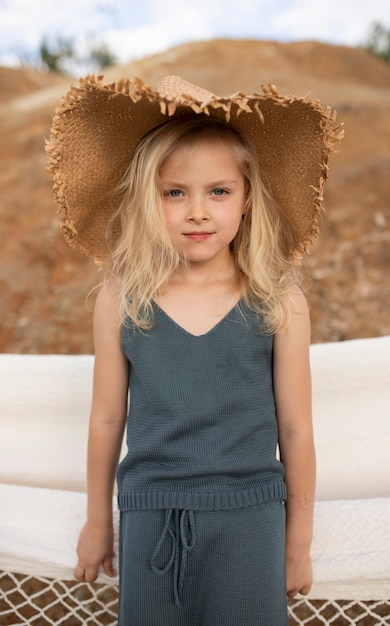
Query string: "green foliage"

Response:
xmin=88 ymin=41 xmax=117 ymax=70
xmin=34 ymin=36 xmax=117 ymax=74
xmin=39 ymin=37 xmax=74 ymax=74
xmin=364 ymin=21 xmax=390 ymax=64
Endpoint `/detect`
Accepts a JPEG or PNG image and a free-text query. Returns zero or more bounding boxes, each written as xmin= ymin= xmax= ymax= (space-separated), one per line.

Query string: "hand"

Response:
xmin=74 ymin=521 xmax=117 ymax=583
xmin=286 ymin=551 xmax=313 ymax=599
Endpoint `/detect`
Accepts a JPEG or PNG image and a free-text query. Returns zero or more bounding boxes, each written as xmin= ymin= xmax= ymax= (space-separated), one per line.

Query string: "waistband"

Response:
xmin=118 ymin=479 xmax=286 ymax=511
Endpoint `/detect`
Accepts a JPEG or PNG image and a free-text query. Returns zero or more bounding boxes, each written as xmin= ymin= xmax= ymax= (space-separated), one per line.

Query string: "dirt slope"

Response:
xmin=0 ymin=39 xmax=389 ymax=353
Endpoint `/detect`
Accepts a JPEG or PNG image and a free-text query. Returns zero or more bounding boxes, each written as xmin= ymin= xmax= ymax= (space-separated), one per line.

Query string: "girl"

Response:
xmin=47 ymin=75 xmax=341 ymax=625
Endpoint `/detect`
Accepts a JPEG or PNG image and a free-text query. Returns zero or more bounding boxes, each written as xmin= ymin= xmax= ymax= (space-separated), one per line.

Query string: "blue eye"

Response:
xmin=212 ymin=188 xmax=227 ymax=196
xmin=166 ymin=189 xmax=183 ymax=197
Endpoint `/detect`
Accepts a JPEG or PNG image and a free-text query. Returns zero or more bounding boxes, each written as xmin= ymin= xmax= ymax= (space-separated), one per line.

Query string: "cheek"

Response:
xmin=162 ymin=204 xmax=175 ymax=228
xmin=163 ymin=209 xmax=182 ymax=239
xmin=230 ymin=210 xmax=246 ymax=231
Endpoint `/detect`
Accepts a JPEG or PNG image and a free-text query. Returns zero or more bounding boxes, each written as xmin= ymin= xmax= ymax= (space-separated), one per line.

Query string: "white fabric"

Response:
xmin=0 ymin=483 xmax=119 ymax=583
xmin=1 ymin=482 xmax=389 ymax=600
xmin=0 ymin=354 xmax=93 ymax=492
xmin=310 ymin=336 xmax=390 ymax=500
xmin=310 ymin=497 xmax=390 ymax=600
xmin=0 ymin=484 xmax=102 ymax=581
xmin=0 ymin=355 xmax=127 ymax=492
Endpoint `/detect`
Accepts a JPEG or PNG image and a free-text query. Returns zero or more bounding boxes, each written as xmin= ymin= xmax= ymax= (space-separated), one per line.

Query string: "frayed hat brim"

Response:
xmin=46 ymin=74 xmax=343 ymax=260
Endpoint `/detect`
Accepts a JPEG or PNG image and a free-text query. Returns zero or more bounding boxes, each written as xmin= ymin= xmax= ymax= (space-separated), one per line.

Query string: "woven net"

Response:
xmin=1 ymin=571 xmax=389 ymax=626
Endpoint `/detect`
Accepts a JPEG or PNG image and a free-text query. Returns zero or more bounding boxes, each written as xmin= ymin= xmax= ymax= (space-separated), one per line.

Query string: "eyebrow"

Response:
xmin=160 ymin=179 xmax=239 ymax=187
xmin=210 ymin=179 xmax=238 ymax=187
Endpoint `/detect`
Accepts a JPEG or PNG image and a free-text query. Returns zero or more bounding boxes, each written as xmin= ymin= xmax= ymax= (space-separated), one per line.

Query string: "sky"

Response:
xmin=0 ymin=0 xmax=389 ymax=73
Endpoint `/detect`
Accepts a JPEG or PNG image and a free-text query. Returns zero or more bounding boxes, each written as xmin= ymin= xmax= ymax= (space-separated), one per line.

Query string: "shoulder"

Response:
xmin=274 ymin=286 xmax=310 ymax=357
xmin=93 ymin=279 xmax=128 ymax=378
xmin=91 ymin=280 xmax=129 ymax=411
xmin=272 ymin=287 xmax=312 ymax=430
xmin=94 ymin=278 xmax=121 ymax=319
xmin=93 ymin=279 xmax=123 ymax=346
xmin=286 ymin=285 xmax=309 ymax=315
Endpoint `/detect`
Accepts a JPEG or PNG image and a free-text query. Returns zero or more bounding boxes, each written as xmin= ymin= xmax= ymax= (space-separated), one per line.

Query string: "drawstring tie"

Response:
xmin=150 ymin=509 xmax=196 ymax=607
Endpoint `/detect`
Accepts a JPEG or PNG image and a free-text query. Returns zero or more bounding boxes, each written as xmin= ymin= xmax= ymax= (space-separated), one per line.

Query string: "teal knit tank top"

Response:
xmin=117 ymin=299 xmax=286 ymax=511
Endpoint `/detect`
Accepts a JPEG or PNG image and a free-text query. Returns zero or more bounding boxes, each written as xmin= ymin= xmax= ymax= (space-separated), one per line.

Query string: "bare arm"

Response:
xmin=274 ymin=289 xmax=316 ymax=598
xmin=74 ymin=281 xmax=129 ymax=583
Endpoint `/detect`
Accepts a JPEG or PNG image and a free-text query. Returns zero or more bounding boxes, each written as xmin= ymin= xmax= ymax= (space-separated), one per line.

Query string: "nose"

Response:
xmin=186 ymin=196 xmax=209 ymax=222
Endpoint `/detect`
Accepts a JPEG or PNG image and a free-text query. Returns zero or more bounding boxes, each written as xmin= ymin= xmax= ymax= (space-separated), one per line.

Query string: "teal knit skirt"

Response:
xmin=118 ymin=500 xmax=288 ymax=626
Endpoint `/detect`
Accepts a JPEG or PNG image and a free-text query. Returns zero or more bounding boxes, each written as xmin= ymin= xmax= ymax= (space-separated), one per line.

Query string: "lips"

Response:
xmin=184 ymin=232 xmax=214 ymax=241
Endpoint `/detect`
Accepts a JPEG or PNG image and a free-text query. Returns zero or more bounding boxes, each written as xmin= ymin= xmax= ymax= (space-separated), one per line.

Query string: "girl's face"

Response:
xmin=159 ymin=139 xmax=246 ymax=270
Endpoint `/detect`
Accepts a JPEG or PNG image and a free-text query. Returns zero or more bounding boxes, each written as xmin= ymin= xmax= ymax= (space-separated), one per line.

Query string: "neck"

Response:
xmin=174 ymin=257 xmax=239 ymax=287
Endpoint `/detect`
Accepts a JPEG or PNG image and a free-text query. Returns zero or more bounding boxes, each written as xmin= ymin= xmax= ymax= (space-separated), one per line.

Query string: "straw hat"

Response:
xmin=46 ymin=74 xmax=342 ymax=260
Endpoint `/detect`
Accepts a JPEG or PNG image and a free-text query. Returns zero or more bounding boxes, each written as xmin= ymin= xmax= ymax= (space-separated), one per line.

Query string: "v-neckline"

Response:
xmin=153 ymin=297 xmax=244 ymax=338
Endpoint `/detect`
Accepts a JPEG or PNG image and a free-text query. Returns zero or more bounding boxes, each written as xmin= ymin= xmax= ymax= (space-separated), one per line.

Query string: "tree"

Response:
xmin=39 ymin=37 xmax=75 ymax=74
xmin=364 ymin=21 xmax=390 ymax=64
xmin=88 ymin=40 xmax=117 ymax=70
xmin=34 ymin=36 xmax=117 ymax=74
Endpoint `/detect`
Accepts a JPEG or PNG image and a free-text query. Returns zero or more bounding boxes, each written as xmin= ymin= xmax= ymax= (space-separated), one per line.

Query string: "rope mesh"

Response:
xmin=288 ymin=598 xmax=390 ymax=625
xmin=1 ymin=571 xmax=389 ymax=625
xmin=0 ymin=572 xmax=118 ymax=626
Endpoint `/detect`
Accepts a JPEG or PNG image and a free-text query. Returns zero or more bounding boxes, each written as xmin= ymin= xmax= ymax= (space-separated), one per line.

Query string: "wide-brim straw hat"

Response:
xmin=46 ymin=74 xmax=343 ymax=261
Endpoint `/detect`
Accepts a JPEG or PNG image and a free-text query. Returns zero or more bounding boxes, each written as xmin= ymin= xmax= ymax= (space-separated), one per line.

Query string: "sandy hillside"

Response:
xmin=0 ymin=39 xmax=389 ymax=354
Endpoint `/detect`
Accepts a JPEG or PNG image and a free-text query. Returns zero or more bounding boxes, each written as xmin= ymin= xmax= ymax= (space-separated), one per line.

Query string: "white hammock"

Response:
xmin=1 ymin=336 xmax=389 ymax=624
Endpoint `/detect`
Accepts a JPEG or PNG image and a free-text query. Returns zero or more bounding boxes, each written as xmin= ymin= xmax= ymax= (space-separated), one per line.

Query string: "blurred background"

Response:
xmin=0 ymin=0 xmax=389 ymax=353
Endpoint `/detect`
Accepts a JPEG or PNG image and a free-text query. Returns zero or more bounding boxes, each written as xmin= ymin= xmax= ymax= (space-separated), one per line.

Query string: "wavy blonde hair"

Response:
xmin=106 ymin=116 xmax=303 ymax=333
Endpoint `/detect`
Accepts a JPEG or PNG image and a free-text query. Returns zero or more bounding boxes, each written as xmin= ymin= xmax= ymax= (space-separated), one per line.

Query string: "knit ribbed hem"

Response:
xmin=117 ymin=479 xmax=286 ymax=511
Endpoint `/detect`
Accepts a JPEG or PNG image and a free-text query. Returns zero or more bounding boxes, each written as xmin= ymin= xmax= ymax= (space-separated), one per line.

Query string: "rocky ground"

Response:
xmin=0 ymin=39 xmax=389 ymax=353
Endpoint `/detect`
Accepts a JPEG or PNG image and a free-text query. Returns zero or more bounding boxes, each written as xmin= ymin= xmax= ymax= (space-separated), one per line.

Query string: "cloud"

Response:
xmin=0 ymin=0 xmax=108 ymax=64
xmin=0 ymin=0 xmax=389 ymax=69
xmin=271 ymin=0 xmax=390 ymax=44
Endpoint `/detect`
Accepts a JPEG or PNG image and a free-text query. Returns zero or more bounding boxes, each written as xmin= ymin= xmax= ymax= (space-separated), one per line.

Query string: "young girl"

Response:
xmin=47 ymin=75 xmax=341 ymax=625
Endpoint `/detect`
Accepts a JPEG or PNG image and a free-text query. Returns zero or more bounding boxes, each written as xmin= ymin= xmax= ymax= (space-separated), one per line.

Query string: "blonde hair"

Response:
xmin=106 ymin=116 xmax=302 ymax=332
